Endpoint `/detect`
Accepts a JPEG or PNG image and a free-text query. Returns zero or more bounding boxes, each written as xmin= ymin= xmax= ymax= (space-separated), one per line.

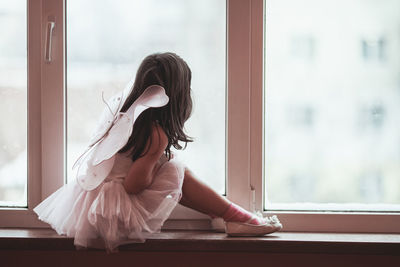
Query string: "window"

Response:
xmin=0 ymin=0 xmax=230 ymax=226
xmin=264 ymin=0 xmax=400 ymax=231
xmin=1 ymin=0 xmax=399 ymax=233
xmin=66 ymin=0 xmax=226 ymax=194
xmin=0 ymin=1 xmax=27 ymax=207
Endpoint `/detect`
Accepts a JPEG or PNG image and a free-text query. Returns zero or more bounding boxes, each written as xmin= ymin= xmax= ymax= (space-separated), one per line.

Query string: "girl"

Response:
xmin=34 ymin=52 xmax=282 ymax=252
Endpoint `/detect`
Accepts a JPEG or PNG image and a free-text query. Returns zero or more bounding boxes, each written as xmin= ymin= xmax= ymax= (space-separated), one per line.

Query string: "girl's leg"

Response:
xmin=180 ymin=168 xmax=261 ymax=224
xmin=179 ymin=168 xmax=230 ymax=217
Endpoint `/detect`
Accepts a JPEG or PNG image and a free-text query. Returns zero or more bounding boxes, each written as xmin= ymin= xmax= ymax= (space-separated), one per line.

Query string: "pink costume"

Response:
xmin=34 ymin=82 xmax=185 ymax=251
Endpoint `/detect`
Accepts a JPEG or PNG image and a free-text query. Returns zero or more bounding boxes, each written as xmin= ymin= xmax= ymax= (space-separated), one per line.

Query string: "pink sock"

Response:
xmin=222 ymin=203 xmax=260 ymax=225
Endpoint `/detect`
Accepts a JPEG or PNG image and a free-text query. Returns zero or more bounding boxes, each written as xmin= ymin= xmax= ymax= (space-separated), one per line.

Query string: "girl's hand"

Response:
xmin=123 ymin=124 xmax=168 ymax=194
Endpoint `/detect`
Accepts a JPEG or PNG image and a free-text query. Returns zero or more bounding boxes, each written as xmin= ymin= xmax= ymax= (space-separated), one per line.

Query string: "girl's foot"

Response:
xmin=219 ymin=203 xmax=282 ymax=236
xmin=225 ymin=215 xmax=282 ymax=236
xmin=222 ymin=203 xmax=263 ymax=224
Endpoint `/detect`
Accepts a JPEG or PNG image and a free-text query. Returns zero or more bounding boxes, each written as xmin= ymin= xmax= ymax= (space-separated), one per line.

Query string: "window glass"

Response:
xmin=0 ymin=1 xmax=27 ymax=207
xmin=264 ymin=0 xmax=400 ymax=211
xmin=67 ymin=0 xmax=226 ymax=194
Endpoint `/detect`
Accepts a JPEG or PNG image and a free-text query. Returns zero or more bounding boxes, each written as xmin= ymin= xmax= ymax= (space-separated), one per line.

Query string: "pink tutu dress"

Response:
xmin=34 ymin=84 xmax=185 ymax=251
xmin=34 ymin=153 xmax=185 ymax=251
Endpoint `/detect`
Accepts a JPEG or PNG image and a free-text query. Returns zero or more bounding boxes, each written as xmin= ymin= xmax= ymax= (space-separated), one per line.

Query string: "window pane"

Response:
xmin=265 ymin=0 xmax=400 ymax=211
xmin=0 ymin=1 xmax=27 ymax=207
xmin=67 ymin=0 xmax=226 ymax=194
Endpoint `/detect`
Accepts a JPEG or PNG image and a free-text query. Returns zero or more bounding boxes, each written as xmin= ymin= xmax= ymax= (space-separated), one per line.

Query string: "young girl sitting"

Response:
xmin=34 ymin=52 xmax=282 ymax=252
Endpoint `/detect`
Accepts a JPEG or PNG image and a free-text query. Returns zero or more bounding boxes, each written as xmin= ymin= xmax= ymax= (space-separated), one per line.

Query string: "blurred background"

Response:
xmin=0 ymin=1 xmax=27 ymax=207
xmin=0 ymin=0 xmax=226 ymax=207
xmin=66 ymin=0 xmax=226 ymax=192
xmin=265 ymin=0 xmax=400 ymax=211
xmin=2 ymin=0 xmax=398 ymax=212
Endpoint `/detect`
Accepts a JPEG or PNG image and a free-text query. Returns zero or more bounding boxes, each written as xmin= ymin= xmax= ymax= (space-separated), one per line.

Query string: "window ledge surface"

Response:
xmin=1 ymin=228 xmax=400 ymax=255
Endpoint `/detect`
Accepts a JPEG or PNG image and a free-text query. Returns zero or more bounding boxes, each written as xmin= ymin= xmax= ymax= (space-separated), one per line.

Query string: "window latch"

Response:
xmin=45 ymin=16 xmax=55 ymax=63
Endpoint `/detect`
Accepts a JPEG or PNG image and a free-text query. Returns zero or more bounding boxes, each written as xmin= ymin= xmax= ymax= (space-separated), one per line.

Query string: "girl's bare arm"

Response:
xmin=123 ymin=124 xmax=168 ymax=194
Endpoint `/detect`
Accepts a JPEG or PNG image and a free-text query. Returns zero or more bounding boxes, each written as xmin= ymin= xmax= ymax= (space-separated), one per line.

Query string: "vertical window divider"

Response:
xmin=40 ymin=0 xmax=65 ymax=200
xmin=249 ymin=0 xmax=264 ymax=214
xmin=28 ymin=0 xmax=44 ymax=211
xmin=227 ymin=0 xmax=253 ymax=210
xmin=263 ymin=1 xmax=400 ymax=233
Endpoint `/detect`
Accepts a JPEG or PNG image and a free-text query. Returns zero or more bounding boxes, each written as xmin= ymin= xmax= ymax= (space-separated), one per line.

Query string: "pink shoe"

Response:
xmin=225 ymin=215 xmax=282 ymax=237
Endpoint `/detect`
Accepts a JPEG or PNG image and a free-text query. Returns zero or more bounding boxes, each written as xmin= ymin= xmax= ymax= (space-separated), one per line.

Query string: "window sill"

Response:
xmin=1 ymin=228 xmax=399 ymax=255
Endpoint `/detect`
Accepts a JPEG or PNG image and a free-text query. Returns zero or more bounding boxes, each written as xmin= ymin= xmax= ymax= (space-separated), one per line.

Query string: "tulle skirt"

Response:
xmin=34 ymin=159 xmax=185 ymax=251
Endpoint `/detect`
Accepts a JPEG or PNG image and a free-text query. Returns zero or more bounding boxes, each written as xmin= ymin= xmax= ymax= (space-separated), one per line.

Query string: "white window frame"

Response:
xmin=0 ymin=0 xmax=65 ymax=227
xmin=259 ymin=0 xmax=400 ymax=232
xmin=1 ymin=0 xmax=399 ymax=234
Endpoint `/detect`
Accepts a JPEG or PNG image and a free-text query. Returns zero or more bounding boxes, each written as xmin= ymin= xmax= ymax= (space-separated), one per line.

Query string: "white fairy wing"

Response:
xmin=91 ymin=113 xmax=133 ymax=165
xmin=76 ymin=85 xmax=169 ymax=191
xmin=76 ymin=155 xmax=116 ymax=191
xmin=92 ymin=85 xmax=169 ymax=165
xmin=87 ymin=93 xmax=123 ymax=148
xmin=72 ymin=80 xmax=134 ymax=171
xmin=88 ymin=79 xmax=134 ymax=147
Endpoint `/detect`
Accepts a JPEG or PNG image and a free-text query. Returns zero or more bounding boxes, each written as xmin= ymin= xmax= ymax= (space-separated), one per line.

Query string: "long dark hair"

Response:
xmin=119 ymin=52 xmax=193 ymax=161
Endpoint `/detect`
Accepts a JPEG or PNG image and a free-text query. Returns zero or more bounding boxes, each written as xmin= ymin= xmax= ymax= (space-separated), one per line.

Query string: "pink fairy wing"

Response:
xmin=76 ymin=154 xmax=116 ymax=191
xmin=88 ymin=79 xmax=134 ymax=147
xmin=73 ymin=80 xmax=133 ymax=171
xmin=76 ymin=85 xmax=168 ymax=191
xmin=71 ymin=92 xmax=123 ymax=171
xmin=87 ymin=93 xmax=122 ymax=148
xmin=91 ymin=114 xmax=133 ymax=165
xmin=92 ymin=85 xmax=168 ymax=166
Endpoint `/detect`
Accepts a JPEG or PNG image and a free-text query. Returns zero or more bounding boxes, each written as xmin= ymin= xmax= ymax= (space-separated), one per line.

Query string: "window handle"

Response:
xmin=45 ymin=17 xmax=55 ymax=63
